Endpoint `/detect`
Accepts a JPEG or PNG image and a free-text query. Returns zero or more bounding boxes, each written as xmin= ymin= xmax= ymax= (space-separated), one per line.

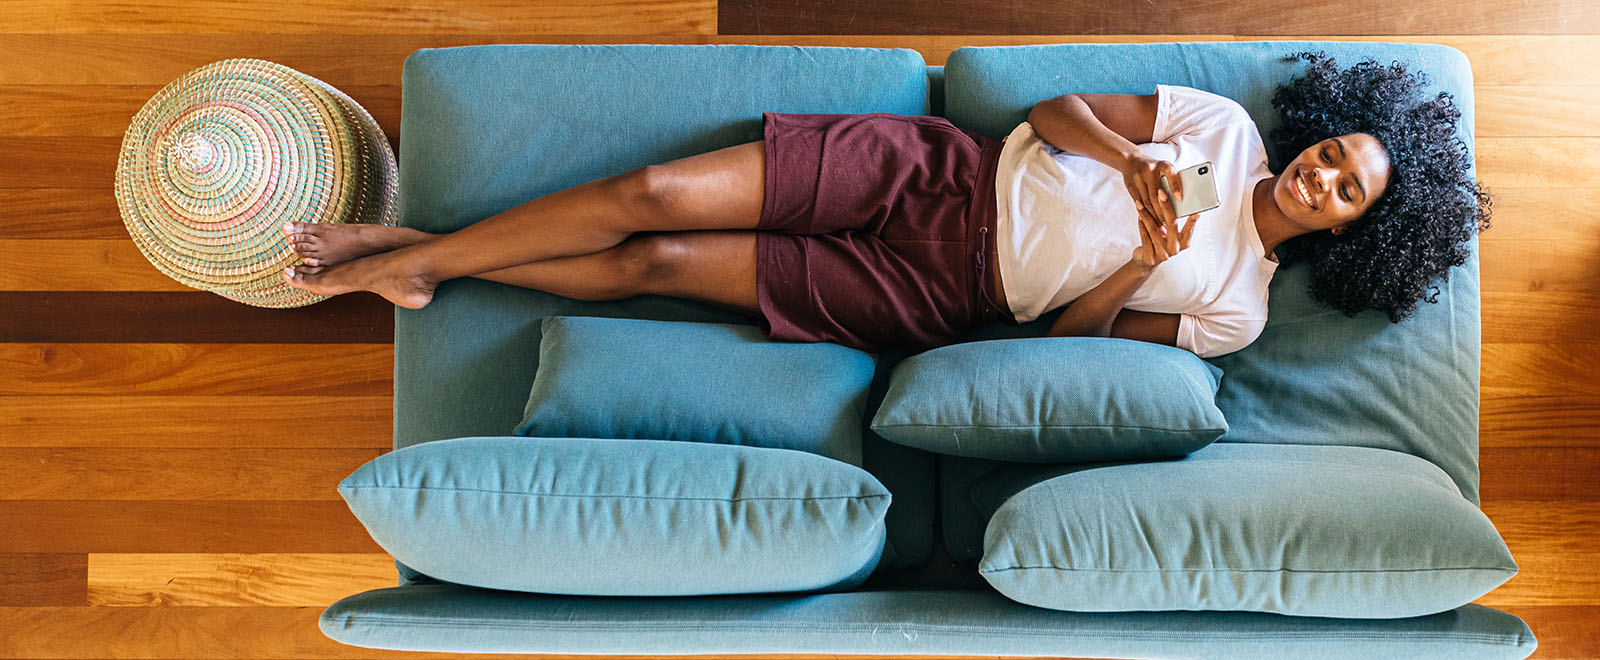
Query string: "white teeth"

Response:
xmin=1295 ymin=177 xmax=1313 ymax=208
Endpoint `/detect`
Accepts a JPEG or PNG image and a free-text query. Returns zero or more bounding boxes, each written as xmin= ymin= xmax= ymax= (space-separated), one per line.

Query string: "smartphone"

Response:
xmin=1158 ymin=161 xmax=1221 ymax=217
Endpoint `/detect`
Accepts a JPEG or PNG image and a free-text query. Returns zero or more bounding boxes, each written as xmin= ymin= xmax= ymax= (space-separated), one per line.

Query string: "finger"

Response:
xmin=1170 ymin=166 xmax=1184 ymax=202
xmin=1136 ymin=212 xmax=1156 ymax=264
xmin=1160 ymin=202 xmax=1179 ymax=253
xmin=1180 ymin=213 xmax=1199 ymax=249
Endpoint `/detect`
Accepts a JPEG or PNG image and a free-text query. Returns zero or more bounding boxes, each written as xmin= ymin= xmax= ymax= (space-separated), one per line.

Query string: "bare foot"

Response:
xmin=282 ymin=248 xmax=436 ymax=309
xmin=282 ymin=221 xmax=430 ymax=267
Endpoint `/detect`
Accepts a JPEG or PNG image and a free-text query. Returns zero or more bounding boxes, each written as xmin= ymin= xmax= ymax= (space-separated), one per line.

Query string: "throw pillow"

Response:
xmin=977 ymin=443 xmax=1519 ymax=618
xmin=870 ymin=337 xmax=1226 ymax=463
xmin=340 ymin=435 xmax=891 ymax=596
xmin=515 ymin=316 xmax=877 ymax=466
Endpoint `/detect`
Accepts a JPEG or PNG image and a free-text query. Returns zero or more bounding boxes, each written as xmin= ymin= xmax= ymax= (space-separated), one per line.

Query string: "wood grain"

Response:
xmin=0 ymin=292 xmax=394 ymax=343
xmin=87 ymin=553 xmax=395 ymax=606
xmin=0 ymin=395 xmax=391 ymax=447
xmin=1483 ymin=395 xmax=1600 ymax=447
xmin=0 ymin=343 xmax=391 ymax=396
xmin=1482 ymin=344 xmax=1600 ymax=399
xmin=0 ymin=501 xmax=382 ymax=553
xmin=9 ymin=0 xmax=716 ymax=35
xmin=0 ymin=448 xmax=380 ymax=500
xmin=2 ymin=35 xmax=1598 ymax=87
xmin=0 ymin=84 xmax=400 ymax=138
xmin=0 ymin=553 xmax=85 ymax=606
xmin=719 ymin=1 xmax=1600 ymax=36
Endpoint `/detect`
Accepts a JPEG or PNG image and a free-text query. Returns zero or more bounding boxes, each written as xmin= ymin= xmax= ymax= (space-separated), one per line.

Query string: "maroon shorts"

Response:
xmin=754 ymin=111 xmax=1013 ymax=354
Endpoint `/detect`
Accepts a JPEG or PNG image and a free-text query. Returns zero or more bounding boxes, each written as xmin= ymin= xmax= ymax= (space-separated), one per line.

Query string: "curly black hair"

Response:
xmin=1267 ymin=50 xmax=1492 ymax=322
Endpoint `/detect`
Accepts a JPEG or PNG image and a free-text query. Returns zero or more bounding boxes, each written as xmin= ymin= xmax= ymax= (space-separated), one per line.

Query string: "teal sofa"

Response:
xmin=318 ymin=41 xmax=1538 ymax=659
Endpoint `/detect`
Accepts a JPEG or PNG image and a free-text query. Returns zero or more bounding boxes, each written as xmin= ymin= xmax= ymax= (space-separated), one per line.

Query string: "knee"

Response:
xmin=611 ymin=165 xmax=673 ymax=217
xmin=612 ymin=233 xmax=682 ymax=294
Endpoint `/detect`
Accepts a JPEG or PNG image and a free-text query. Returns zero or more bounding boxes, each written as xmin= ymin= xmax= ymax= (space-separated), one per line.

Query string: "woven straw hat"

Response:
xmin=114 ymin=58 xmax=398 ymax=308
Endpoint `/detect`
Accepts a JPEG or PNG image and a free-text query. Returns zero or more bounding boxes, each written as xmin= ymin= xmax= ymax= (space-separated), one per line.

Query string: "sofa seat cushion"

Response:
xmin=976 ymin=442 xmax=1517 ymax=618
xmin=871 ymin=337 xmax=1226 ymax=463
xmin=340 ymin=436 xmax=890 ymax=596
xmin=515 ymin=316 xmax=876 ymax=465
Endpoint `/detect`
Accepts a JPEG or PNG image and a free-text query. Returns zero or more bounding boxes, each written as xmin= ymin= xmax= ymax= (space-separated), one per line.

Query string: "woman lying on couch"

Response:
xmin=281 ymin=50 xmax=1490 ymax=358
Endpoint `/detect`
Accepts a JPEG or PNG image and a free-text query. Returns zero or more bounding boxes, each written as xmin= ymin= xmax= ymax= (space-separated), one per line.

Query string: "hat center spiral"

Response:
xmin=172 ymin=130 xmax=216 ymax=170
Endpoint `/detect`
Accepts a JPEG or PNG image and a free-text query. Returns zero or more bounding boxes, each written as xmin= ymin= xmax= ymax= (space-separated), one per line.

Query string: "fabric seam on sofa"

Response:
xmin=319 ymin=614 xmax=1526 ymax=643
xmin=341 ymin=485 xmax=889 ymax=503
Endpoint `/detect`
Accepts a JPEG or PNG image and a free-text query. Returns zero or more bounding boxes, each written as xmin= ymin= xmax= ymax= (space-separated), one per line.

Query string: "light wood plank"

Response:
xmin=0 ymin=395 xmax=391 ymax=447
xmin=1478 ymin=187 xmax=1600 ymax=242
xmin=88 ymin=553 xmax=395 ymax=606
xmin=0 ymin=448 xmax=380 ymax=500
xmin=1481 ymin=238 xmax=1600 ymax=294
xmin=0 ymin=84 xmax=400 ymax=139
xmin=0 ymin=188 xmax=124 ymax=239
xmin=1482 ymin=343 xmax=1600 ymax=398
xmin=7 ymin=0 xmax=715 ymax=35
xmin=0 ymin=501 xmax=382 ymax=553
xmin=0 ymin=239 xmax=190 ymax=291
xmin=3 ymin=35 xmax=1597 ymax=86
xmin=1476 ymin=137 xmax=1600 ymax=189
xmin=0 ymin=343 xmax=392 ymax=396
xmin=1477 ymin=85 xmax=1600 ymax=138
xmin=1477 ymin=501 xmax=1600 ymax=607
xmin=1482 ymin=292 xmax=1600 ymax=345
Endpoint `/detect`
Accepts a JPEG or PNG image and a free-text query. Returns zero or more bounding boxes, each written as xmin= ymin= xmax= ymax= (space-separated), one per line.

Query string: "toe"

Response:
xmin=303 ymin=257 xmax=321 ymax=266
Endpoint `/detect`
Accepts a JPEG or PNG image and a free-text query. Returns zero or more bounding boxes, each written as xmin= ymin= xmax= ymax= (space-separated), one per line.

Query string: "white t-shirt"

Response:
xmin=993 ymin=83 xmax=1280 ymax=358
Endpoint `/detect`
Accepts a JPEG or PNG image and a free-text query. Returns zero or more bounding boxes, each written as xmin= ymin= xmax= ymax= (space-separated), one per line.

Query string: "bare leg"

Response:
xmin=282 ymin=140 xmax=766 ymax=308
xmin=289 ymin=228 xmax=760 ymax=317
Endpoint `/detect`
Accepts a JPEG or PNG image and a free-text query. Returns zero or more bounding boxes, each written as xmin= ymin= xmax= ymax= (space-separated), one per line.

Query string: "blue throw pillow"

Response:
xmin=869 ymin=337 xmax=1226 ymax=463
xmin=514 ymin=316 xmax=876 ymax=466
xmin=340 ymin=436 xmax=891 ymax=596
xmin=977 ymin=443 xmax=1518 ymax=618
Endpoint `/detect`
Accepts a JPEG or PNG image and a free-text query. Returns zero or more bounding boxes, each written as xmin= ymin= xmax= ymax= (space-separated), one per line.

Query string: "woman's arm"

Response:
xmin=1027 ymin=93 xmax=1157 ymax=171
xmin=1047 ymin=186 xmax=1201 ymax=348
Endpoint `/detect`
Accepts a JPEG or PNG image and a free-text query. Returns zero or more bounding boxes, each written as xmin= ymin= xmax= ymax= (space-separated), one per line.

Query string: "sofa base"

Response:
xmin=320 ymin=585 xmax=1535 ymax=659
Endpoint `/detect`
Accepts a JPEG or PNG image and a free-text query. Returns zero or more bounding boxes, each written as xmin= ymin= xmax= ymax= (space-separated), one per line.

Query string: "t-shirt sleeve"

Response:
xmin=1177 ymin=312 xmax=1267 ymax=359
xmin=1152 ymin=84 xmax=1254 ymax=144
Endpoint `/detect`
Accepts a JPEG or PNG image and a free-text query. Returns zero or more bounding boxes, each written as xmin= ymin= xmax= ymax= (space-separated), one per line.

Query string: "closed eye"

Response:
xmin=1319 ymin=147 xmax=1352 ymax=202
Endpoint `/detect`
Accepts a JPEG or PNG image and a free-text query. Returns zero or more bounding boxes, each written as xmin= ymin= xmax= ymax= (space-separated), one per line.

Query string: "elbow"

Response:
xmin=1028 ymin=93 xmax=1077 ymax=123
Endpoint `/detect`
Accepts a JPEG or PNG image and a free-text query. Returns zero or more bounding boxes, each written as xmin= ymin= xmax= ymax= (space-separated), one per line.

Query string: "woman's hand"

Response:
xmin=1131 ymin=206 xmax=1200 ymax=271
xmin=1122 ymin=153 xmax=1185 ymax=230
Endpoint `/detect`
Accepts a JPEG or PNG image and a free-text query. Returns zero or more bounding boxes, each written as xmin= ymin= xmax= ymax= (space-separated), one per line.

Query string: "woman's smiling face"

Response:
xmin=1277 ymin=132 xmax=1392 ymax=232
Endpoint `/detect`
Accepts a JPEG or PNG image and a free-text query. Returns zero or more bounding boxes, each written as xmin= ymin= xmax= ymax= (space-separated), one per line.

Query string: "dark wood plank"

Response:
xmin=1480 ymin=447 xmax=1600 ymax=502
xmin=0 ymin=553 xmax=85 ymax=606
xmin=0 ymin=343 xmax=391 ymax=396
xmin=719 ymin=0 xmax=1599 ymax=35
xmin=5 ymin=0 xmax=713 ymax=35
xmin=0 ymin=501 xmax=383 ymax=553
xmin=0 ymin=448 xmax=381 ymax=501
xmin=0 ymin=292 xmax=393 ymax=343
xmin=1483 ymin=395 xmax=1600 ymax=448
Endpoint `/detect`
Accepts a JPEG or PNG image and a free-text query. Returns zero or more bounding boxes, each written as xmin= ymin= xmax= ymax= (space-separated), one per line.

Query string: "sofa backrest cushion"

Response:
xmin=394 ymin=44 xmax=938 ymax=574
xmin=941 ymin=41 xmax=1483 ymax=503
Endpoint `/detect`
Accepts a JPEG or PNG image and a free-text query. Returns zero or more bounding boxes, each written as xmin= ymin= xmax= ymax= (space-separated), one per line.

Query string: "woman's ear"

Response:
xmin=1331 ymin=225 xmax=1346 ymax=236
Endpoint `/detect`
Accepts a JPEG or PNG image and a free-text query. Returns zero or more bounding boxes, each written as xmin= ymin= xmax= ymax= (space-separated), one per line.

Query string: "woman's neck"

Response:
xmin=1252 ymin=175 xmax=1293 ymax=262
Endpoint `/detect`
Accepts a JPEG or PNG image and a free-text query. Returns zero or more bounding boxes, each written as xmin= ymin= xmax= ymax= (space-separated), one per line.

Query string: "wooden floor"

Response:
xmin=2 ymin=1 xmax=1597 ymax=658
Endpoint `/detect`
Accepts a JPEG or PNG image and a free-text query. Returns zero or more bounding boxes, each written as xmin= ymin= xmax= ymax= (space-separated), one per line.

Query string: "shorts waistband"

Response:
xmin=963 ymin=130 xmax=1011 ymax=325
